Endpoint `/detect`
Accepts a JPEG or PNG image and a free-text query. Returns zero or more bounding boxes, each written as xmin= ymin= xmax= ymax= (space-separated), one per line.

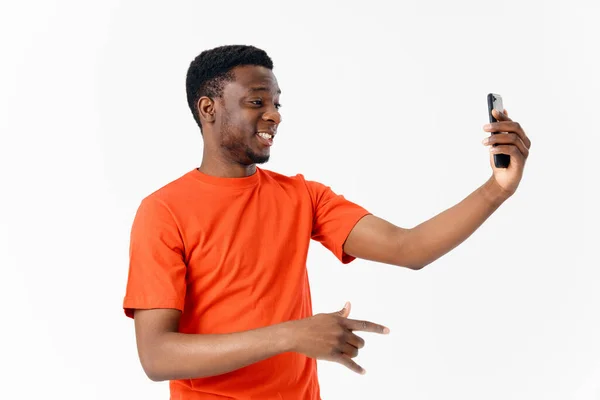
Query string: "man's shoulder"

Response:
xmin=140 ymin=169 xmax=196 ymax=206
xmin=259 ymin=168 xmax=331 ymax=195
xmin=259 ymin=167 xmax=306 ymax=183
xmin=259 ymin=168 xmax=319 ymax=191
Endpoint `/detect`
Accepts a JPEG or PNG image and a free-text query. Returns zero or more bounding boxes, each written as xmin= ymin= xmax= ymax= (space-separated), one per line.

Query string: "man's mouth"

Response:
xmin=256 ymin=131 xmax=274 ymax=146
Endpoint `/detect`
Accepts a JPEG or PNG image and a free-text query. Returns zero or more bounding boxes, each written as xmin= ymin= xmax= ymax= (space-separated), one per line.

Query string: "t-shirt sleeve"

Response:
xmin=305 ymin=180 xmax=371 ymax=264
xmin=123 ymin=196 xmax=187 ymax=319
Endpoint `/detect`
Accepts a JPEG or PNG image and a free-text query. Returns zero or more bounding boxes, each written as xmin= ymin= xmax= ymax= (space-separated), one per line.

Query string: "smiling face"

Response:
xmin=202 ymin=65 xmax=282 ymax=166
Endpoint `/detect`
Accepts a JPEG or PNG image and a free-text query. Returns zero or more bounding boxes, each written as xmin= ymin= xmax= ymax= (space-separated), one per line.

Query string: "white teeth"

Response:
xmin=257 ymin=132 xmax=273 ymax=139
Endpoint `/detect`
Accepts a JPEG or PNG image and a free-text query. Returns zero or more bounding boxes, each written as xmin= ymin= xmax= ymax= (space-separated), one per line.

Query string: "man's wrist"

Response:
xmin=273 ymin=320 xmax=298 ymax=353
xmin=480 ymin=177 xmax=511 ymax=208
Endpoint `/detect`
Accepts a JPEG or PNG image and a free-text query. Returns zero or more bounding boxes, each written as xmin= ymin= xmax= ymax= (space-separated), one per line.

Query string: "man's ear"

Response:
xmin=198 ymin=96 xmax=216 ymax=124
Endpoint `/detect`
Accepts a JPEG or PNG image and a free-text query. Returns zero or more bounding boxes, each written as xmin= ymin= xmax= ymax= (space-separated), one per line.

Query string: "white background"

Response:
xmin=1 ymin=0 xmax=599 ymax=399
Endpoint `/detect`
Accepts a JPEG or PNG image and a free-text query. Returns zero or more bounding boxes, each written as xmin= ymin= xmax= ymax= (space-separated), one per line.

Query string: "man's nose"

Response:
xmin=262 ymin=109 xmax=282 ymax=125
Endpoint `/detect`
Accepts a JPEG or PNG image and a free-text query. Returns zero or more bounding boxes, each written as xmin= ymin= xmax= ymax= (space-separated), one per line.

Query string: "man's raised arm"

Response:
xmin=343 ymin=109 xmax=531 ymax=270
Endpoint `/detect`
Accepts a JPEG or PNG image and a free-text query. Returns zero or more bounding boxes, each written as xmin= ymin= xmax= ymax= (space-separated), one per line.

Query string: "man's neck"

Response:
xmin=197 ymin=158 xmax=257 ymax=178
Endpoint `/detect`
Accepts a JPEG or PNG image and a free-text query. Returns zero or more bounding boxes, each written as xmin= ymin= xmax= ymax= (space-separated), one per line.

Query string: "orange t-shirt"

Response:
xmin=123 ymin=167 xmax=370 ymax=399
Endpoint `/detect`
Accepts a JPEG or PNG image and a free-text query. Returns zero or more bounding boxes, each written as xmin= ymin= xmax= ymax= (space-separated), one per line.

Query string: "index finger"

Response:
xmin=344 ymin=318 xmax=390 ymax=334
xmin=492 ymin=108 xmax=512 ymax=122
xmin=487 ymin=112 xmax=531 ymax=149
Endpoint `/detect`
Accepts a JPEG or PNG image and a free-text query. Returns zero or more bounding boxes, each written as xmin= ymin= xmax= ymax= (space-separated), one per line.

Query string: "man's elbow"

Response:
xmin=394 ymin=255 xmax=430 ymax=270
xmin=403 ymin=261 xmax=428 ymax=270
xmin=391 ymin=229 xmax=430 ymax=270
xmin=139 ymin=348 xmax=169 ymax=382
xmin=389 ymin=257 xmax=429 ymax=270
xmin=391 ymin=249 xmax=430 ymax=270
xmin=145 ymin=371 xmax=165 ymax=383
xmin=140 ymin=360 xmax=161 ymax=382
xmin=144 ymin=367 xmax=167 ymax=382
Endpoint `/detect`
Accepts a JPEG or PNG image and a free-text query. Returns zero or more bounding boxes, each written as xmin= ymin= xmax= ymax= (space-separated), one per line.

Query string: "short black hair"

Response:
xmin=186 ymin=45 xmax=274 ymax=131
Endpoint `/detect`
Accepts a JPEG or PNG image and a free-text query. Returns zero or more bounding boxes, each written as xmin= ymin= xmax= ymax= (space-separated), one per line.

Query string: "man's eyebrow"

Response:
xmin=248 ymin=86 xmax=282 ymax=94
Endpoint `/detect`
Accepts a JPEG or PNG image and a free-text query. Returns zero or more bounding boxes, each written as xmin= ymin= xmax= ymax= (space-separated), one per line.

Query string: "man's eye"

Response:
xmin=251 ymin=100 xmax=281 ymax=110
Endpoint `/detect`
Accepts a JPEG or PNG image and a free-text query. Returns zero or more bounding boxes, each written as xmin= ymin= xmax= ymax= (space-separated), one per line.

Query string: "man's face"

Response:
xmin=215 ymin=65 xmax=282 ymax=165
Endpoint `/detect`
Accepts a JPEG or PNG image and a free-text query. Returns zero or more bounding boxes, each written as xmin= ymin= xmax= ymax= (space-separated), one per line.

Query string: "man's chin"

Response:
xmin=247 ymin=151 xmax=270 ymax=165
xmin=251 ymin=155 xmax=270 ymax=165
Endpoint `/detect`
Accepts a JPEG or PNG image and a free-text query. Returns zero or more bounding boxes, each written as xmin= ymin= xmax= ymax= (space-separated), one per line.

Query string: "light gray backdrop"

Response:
xmin=1 ymin=0 xmax=598 ymax=399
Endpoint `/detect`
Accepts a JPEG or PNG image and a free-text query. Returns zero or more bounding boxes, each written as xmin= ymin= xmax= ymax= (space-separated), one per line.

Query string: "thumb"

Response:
xmin=335 ymin=301 xmax=351 ymax=318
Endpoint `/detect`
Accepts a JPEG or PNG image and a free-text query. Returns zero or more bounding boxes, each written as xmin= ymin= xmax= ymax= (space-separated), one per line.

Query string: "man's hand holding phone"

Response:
xmin=482 ymin=107 xmax=532 ymax=197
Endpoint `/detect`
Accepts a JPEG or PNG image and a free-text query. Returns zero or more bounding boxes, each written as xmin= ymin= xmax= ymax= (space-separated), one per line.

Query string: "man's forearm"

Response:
xmin=142 ymin=322 xmax=294 ymax=381
xmin=405 ymin=177 xmax=510 ymax=268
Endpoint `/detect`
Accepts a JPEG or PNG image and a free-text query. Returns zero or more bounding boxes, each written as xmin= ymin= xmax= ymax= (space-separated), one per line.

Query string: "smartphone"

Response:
xmin=487 ymin=93 xmax=510 ymax=168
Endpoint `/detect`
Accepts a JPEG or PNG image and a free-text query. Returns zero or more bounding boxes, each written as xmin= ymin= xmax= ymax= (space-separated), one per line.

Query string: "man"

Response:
xmin=123 ymin=45 xmax=531 ymax=399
